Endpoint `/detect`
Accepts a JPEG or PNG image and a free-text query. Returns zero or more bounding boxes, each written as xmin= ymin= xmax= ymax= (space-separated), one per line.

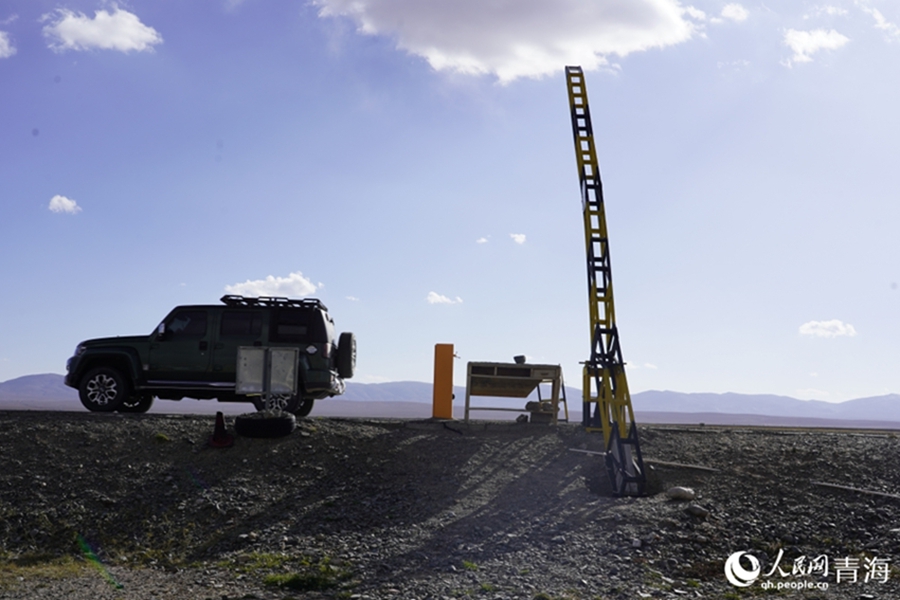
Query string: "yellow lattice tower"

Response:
xmin=565 ymin=66 xmax=645 ymax=496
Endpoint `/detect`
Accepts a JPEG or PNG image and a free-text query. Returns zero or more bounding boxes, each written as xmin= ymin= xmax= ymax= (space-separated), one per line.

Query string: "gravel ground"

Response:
xmin=1 ymin=410 xmax=899 ymax=599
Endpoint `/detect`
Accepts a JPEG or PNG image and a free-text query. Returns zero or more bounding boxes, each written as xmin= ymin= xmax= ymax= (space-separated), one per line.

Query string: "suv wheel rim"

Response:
xmin=267 ymin=394 xmax=291 ymax=411
xmin=86 ymin=374 xmax=117 ymax=406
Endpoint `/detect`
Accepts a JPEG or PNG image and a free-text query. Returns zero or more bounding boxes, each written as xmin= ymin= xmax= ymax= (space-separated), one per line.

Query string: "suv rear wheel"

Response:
xmin=79 ymin=367 xmax=129 ymax=412
xmin=252 ymin=394 xmax=300 ymax=413
xmin=294 ymin=396 xmax=314 ymax=417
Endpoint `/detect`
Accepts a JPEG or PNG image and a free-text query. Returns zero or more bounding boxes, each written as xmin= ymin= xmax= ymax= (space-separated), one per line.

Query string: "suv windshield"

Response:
xmin=167 ymin=310 xmax=208 ymax=338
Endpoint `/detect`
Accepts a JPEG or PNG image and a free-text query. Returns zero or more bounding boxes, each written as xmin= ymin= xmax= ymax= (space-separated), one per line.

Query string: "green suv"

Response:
xmin=64 ymin=295 xmax=355 ymax=415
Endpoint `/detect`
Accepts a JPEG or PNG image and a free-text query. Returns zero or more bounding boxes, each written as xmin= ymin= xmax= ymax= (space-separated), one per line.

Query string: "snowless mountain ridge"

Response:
xmin=2 ymin=374 xmax=900 ymax=427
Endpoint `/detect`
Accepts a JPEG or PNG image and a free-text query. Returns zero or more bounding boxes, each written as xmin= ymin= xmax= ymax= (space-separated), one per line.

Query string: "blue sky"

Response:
xmin=1 ymin=0 xmax=898 ymax=402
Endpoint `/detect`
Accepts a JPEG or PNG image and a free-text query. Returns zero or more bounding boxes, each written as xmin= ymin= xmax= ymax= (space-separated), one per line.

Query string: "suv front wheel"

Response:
xmin=118 ymin=394 xmax=154 ymax=413
xmin=79 ymin=367 xmax=130 ymax=412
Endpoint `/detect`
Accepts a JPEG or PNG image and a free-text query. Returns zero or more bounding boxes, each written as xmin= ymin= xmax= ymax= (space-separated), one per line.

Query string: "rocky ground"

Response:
xmin=1 ymin=411 xmax=899 ymax=599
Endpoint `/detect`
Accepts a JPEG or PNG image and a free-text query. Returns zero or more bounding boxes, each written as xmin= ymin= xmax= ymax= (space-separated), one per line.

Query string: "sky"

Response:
xmin=1 ymin=0 xmax=899 ymax=403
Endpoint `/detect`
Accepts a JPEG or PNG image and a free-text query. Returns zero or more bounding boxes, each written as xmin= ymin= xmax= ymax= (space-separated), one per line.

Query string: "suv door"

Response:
xmin=147 ymin=309 xmax=212 ymax=383
xmin=212 ymin=309 xmax=264 ymax=382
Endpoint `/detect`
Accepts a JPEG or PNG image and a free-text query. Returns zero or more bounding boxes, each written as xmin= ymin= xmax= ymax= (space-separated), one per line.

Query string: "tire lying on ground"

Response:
xmin=234 ymin=410 xmax=297 ymax=438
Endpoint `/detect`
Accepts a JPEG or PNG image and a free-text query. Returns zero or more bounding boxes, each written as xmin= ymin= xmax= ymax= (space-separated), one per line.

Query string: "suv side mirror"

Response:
xmin=157 ymin=323 xmax=168 ymax=340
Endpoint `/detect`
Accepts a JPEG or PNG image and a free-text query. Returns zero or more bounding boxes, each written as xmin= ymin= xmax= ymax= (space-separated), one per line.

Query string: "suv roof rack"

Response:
xmin=220 ymin=295 xmax=328 ymax=311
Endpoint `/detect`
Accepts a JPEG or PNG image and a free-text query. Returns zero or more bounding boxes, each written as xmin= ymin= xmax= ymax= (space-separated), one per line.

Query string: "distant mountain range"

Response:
xmin=2 ymin=373 xmax=900 ymax=428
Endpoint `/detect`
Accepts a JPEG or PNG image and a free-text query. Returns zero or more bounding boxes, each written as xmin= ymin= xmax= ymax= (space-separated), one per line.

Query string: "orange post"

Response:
xmin=432 ymin=343 xmax=454 ymax=419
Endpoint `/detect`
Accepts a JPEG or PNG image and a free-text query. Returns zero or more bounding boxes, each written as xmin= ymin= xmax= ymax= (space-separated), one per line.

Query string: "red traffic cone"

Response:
xmin=208 ymin=411 xmax=234 ymax=448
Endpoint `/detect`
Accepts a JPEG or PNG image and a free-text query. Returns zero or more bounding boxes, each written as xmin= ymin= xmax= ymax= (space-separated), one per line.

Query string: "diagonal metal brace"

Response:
xmin=605 ymin=421 xmax=646 ymax=496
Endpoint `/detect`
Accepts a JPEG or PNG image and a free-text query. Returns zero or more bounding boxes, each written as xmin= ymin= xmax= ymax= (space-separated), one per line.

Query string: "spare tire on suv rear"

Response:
xmin=336 ymin=332 xmax=356 ymax=379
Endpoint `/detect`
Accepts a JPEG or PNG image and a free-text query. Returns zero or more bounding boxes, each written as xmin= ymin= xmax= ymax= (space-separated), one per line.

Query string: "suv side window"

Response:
xmin=271 ymin=309 xmax=310 ymax=343
xmin=167 ymin=310 xmax=208 ymax=338
xmin=270 ymin=308 xmax=330 ymax=343
xmin=220 ymin=311 xmax=262 ymax=337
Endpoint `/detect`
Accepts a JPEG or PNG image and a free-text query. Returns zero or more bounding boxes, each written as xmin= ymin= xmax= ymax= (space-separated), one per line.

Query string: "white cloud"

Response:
xmin=427 ymin=291 xmax=463 ymax=305
xmin=476 ymin=237 xmax=489 ymax=244
xmin=510 ymin=233 xmax=526 ymax=244
xmin=782 ymin=28 xmax=849 ymax=66
xmin=224 ymin=271 xmax=318 ymax=297
xmin=346 ymin=296 xmax=360 ymax=301
xmin=42 ymin=7 xmax=162 ymax=53
xmin=717 ymin=59 xmax=750 ymax=70
xmin=805 ymin=6 xmax=849 ymax=19
xmin=720 ymin=4 xmax=749 ymax=22
xmin=799 ymin=319 xmax=857 ymax=338
xmin=858 ymin=3 xmax=900 ymax=40
xmin=313 ymin=0 xmax=699 ymax=82
xmin=48 ymin=195 xmax=81 ymax=214
xmin=0 ymin=31 xmax=15 ymax=58
xmin=683 ymin=6 xmax=706 ymax=21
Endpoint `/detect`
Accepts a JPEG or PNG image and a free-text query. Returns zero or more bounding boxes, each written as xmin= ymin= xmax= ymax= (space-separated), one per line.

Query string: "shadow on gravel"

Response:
xmin=162 ymin=420 xmax=623 ymax=582
xmin=0 ymin=413 xmax=618 ymax=585
xmin=18 ymin=413 xmax=900 ymax=598
xmin=315 ymin=423 xmax=622 ymax=586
